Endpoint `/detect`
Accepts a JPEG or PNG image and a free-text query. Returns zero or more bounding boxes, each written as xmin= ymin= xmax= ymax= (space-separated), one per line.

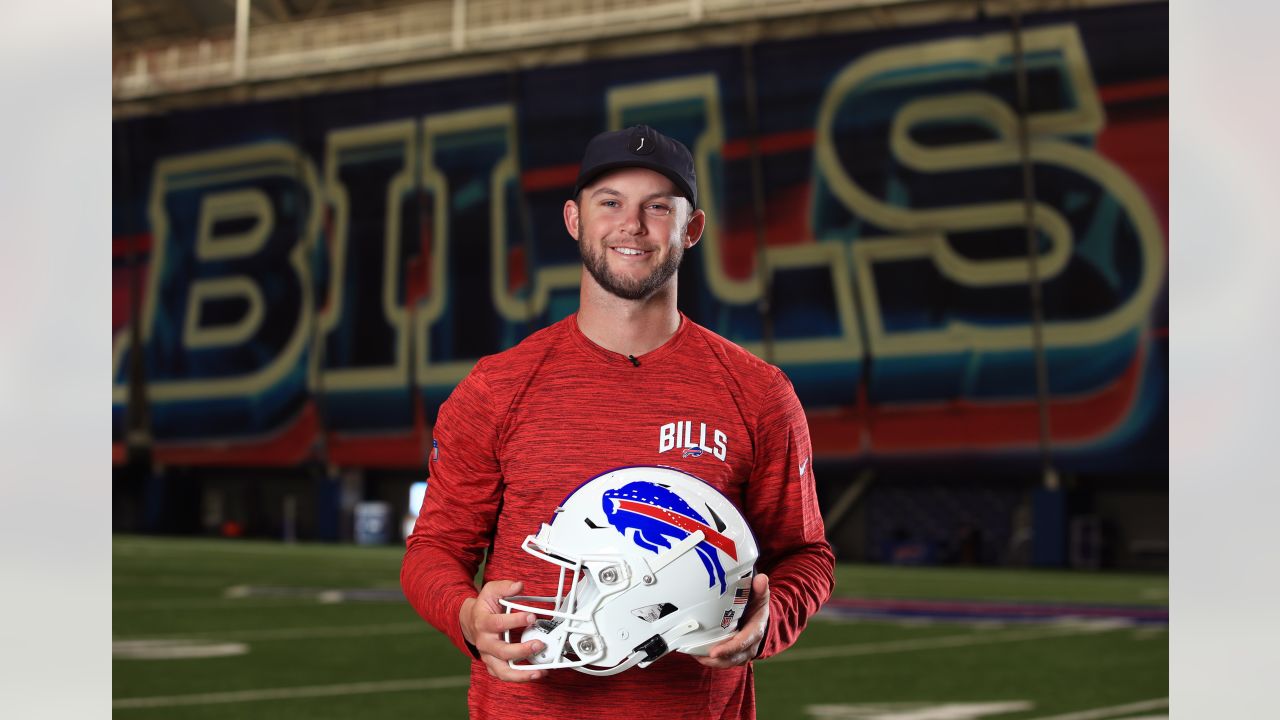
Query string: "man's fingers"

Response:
xmin=750 ymin=573 xmax=770 ymax=602
xmin=709 ymin=627 xmax=761 ymax=660
xmin=697 ymin=640 xmax=755 ymax=668
xmin=482 ymin=654 xmax=546 ymax=682
xmin=492 ymin=580 xmax=524 ymax=597
xmin=476 ymin=610 xmax=539 ymax=635
xmin=477 ymin=580 xmax=524 ymax=613
xmin=697 ymin=652 xmax=747 ymax=669
xmin=699 ymin=574 xmax=771 ymax=668
xmin=719 ymin=623 xmax=763 ymax=658
xmin=754 ymin=573 xmax=770 ymax=593
xmin=480 ymin=636 xmax=547 ymax=662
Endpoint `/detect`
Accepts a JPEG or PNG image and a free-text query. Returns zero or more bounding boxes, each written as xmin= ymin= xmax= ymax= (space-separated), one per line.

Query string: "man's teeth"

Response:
xmin=614 ymin=247 xmax=645 ymax=255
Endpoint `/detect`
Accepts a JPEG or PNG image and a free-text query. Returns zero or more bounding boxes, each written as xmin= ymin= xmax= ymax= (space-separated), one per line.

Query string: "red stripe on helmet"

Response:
xmin=615 ymin=499 xmax=738 ymax=561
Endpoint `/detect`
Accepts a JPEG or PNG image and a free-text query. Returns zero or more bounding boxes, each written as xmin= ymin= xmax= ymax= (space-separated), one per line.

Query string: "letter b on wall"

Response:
xmin=143 ymin=142 xmax=321 ymax=442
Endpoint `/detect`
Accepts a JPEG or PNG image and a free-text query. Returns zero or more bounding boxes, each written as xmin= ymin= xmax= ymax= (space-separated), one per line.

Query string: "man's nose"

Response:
xmin=617 ymin=206 xmax=645 ymax=235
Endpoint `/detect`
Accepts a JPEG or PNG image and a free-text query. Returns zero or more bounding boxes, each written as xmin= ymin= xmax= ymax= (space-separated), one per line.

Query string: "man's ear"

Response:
xmin=564 ymin=198 xmax=581 ymax=240
xmin=683 ymin=208 xmax=706 ymax=249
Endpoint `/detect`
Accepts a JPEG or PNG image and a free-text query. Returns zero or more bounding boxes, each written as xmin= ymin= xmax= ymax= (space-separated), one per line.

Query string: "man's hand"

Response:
xmin=696 ymin=573 xmax=770 ymax=669
xmin=460 ymin=580 xmax=548 ymax=682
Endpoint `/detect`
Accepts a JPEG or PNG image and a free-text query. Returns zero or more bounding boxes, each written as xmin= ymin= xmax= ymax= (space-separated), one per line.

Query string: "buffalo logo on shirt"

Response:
xmin=602 ymin=481 xmax=736 ymax=594
xmin=658 ymin=421 xmax=727 ymax=462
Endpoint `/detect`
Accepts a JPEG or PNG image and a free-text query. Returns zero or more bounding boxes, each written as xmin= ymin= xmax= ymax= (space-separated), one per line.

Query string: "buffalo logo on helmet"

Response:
xmin=602 ymin=481 xmax=737 ymax=594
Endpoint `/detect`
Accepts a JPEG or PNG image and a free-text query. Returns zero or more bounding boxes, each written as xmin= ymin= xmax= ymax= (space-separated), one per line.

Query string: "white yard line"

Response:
xmin=113 ymin=575 xmax=228 ymax=588
xmin=112 ymin=676 xmax=470 ymax=709
xmin=114 ymin=621 xmax=424 ymax=642
xmin=114 ymin=598 xmax=339 ymax=611
xmin=114 ymin=625 xmax=1117 ymax=709
xmin=114 ymin=588 xmax=405 ymax=610
xmin=113 ymin=539 xmax=400 ymax=560
xmin=1027 ymin=698 xmax=1168 ymax=720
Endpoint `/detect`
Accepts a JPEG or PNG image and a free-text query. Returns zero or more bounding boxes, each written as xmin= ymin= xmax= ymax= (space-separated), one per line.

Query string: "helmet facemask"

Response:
xmin=500 ymin=531 xmax=630 ymax=672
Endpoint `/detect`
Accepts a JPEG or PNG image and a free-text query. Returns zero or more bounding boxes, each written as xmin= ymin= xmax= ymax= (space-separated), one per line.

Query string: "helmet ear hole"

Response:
xmin=631 ymin=602 xmax=678 ymax=623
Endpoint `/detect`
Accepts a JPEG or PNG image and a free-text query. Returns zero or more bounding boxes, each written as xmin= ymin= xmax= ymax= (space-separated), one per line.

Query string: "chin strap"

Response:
xmin=574 ymin=649 xmax=649 ymax=677
xmin=574 ymin=617 xmax=701 ymax=676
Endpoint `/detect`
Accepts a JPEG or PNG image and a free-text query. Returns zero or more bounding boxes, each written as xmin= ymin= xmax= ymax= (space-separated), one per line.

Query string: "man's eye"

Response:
xmin=601 ymin=200 xmax=620 ymax=208
xmin=646 ymin=204 xmax=672 ymax=216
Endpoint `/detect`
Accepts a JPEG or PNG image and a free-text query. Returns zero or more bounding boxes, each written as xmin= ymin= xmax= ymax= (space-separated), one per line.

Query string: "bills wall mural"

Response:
xmin=112 ymin=5 xmax=1168 ymax=472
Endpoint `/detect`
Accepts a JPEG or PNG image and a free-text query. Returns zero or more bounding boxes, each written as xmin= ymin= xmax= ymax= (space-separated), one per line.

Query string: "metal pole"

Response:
xmin=234 ymin=0 xmax=250 ymax=80
xmin=1009 ymin=1 xmax=1056 ymax=490
xmin=453 ymin=0 xmax=467 ymax=52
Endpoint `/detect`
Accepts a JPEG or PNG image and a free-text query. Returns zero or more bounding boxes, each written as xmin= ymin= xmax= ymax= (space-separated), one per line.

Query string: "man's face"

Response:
xmin=569 ymin=167 xmax=700 ymax=301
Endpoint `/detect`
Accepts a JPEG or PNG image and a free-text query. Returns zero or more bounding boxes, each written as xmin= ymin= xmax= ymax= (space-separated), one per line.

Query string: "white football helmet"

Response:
xmin=499 ymin=465 xmax=759 ymax=676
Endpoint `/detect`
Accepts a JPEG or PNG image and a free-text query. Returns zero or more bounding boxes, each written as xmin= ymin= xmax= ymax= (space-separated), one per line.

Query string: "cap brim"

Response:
xmin=573 ymin=161 xmax=696 ymax=209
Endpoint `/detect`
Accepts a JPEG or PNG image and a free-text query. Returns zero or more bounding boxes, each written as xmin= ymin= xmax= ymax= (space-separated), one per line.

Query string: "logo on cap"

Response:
xmin=629 ymin=126 xmax=656 ymax=156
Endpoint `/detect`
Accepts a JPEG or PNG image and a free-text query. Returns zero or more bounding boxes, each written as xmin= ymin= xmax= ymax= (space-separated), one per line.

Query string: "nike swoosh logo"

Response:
xmin=799 ymin=457 xmax=809 ymax=476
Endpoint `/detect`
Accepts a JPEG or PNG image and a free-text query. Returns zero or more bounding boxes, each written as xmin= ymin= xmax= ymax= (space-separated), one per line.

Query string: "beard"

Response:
xmin=578 ymin=220 xmax=684 ymax=301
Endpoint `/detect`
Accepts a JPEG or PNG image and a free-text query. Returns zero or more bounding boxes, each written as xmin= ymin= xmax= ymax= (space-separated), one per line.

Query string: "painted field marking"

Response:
xmin=766 ymin=623 xmax=1120 ymax=664
xmin=115 ymin=585 xmax=406 ymax=611
xmin=112 ymin=676 xmax=470 ymax=710
xmin=1027 ymin=698 xmax=1168 ymax=720
xmin=113 ymin=639 xmax=250 ymax=660
xmin=114 ymin=598 xmax=345 ymax=611
xmin=113 ymin=624 xmax=1122 ymax=709
xmin=113 ymin=539 xmax=401 ymax=559
xmin=806 ymin=700 xmax=1033 ymax=719
xmin=225 ymin=584 xmax=405 ymax=603
xmin=113 ymin=575 xmax=229 ymax=588
xmin=114 ymin=621 xmax=423 ymax=643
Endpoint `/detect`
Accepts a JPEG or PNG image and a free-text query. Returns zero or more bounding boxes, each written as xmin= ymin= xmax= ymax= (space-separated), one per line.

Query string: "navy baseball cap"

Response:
xmin=572 ymin=125 xmax=698 ymax=209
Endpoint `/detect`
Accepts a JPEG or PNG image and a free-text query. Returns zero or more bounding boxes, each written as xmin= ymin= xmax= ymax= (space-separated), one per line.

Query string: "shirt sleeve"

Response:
xmin=744 ymin=367 xmax=836 ymax=660
xmin=401 ymin=359 xmax=505 ymax=660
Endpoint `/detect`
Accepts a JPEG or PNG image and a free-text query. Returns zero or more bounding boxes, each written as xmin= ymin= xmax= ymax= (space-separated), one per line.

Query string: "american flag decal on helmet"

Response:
xmin=733 ymin=587 xmax=750 ymax=605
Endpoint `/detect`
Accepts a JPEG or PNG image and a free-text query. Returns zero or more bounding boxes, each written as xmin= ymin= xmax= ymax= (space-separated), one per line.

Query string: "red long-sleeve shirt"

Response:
xmin=402 ymin=314 xmax=834 ymax=719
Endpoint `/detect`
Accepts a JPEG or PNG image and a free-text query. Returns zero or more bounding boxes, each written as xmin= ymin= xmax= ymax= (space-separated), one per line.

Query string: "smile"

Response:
xmin=611 ymin=247 xmax=650 ymax=257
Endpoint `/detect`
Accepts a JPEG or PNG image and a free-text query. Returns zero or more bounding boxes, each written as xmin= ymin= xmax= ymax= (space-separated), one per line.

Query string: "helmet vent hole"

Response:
xmin=705 ymin=504 xmax=727 ymax=532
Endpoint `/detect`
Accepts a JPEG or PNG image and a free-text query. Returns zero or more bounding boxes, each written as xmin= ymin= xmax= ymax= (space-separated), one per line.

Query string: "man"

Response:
xmin=402 ymin=125 xmax=834 ymax=719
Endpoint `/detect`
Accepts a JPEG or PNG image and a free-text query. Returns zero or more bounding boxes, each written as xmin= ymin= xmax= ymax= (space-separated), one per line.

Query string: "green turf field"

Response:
xmin=113 ymin=536 xmax=1167 ymax=719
